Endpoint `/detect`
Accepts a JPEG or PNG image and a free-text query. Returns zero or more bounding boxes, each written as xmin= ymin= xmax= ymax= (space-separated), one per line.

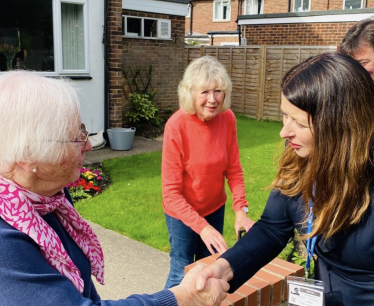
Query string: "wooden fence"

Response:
xmin=185 ymin=45 xmax=337 ymax=121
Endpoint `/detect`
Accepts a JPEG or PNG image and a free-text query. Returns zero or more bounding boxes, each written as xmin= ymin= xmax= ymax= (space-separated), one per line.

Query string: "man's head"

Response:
xmin=340 ymin=18 xmax=374 ymax=78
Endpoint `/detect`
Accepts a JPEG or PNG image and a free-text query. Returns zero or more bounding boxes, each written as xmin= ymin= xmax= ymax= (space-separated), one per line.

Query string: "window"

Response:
xmin=214 ymin=0 xmax=231 ymax=21
xmin=245 ymin=0 xmax=263 ymax=14
xmin=0 ymin=0 xmax=88 ymax=74
xmin=186 ymin=3 xmax=191 ymax=18
xmin=123 ymin=16 xmax=171 ymax=39
xmin=344 ymin=0 xmax=362 ymax=9
xmin=293 ymin=0 xmax=310 ymax=12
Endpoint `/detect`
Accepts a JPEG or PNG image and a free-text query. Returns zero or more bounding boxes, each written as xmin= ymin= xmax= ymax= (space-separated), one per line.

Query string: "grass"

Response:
xmin=75 ymin=116 xmax=290 ymax=255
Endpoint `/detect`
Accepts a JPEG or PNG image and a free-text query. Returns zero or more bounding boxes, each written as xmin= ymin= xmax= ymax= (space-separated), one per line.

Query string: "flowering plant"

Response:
xmin=66 ymin=165 xmax=109 ymax=201
xmin=0 ymin=43 xmax=21 ymax=57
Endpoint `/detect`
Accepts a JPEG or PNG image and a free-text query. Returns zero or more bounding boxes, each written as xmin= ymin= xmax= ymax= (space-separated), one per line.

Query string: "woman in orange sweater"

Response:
xmin=162 ymin=56 xmax=254 ymax=289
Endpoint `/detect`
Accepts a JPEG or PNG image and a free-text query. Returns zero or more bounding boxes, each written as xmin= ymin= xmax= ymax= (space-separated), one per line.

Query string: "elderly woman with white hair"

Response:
xmin=0 ymin=71 xmax=228 ymax=306
xmin=162 ymin=56 xmax=254 ymax=289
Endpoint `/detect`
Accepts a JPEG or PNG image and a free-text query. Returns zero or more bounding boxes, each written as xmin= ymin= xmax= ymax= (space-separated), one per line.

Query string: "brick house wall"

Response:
xmin=108 ymin=0 xmax=124 ymax=128
xmin=260 ymin=0 xmax=374 ymax=14
xmin=122 ymin=10 xmax=186 ymax=120
xmin=264 ymin=0 xmax=289 ymax=13
xmin=187 ymin=1 xmax=374 ymax=46
xmin=186 ymin=0 xmax=241 ymax=44
xmin=186 ymin=0 xmax=240 ymax=33
xmin=242 ymin=21 xmax=357 ymax=45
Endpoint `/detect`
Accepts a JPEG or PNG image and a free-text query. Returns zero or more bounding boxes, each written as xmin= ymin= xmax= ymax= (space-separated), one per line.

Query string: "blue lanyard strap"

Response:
xmin=305 ymin=199 xmax=317 ymax=279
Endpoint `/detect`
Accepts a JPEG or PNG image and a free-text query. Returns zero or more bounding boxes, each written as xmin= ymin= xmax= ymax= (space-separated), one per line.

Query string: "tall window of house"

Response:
xmin=343 ymin=0 xmax=362 ymax=9
xmin=61 ymin=3 xmax=85 ymax=70
xmin=293 ymin=0 xmax=310 ymax=12
xmin=214 ymin=0 xmax=231 ymax=21
xmin=245 ymin=0 xmax=263 ymax=14
xmin=0 ymin=0 xmax=88 ymax=74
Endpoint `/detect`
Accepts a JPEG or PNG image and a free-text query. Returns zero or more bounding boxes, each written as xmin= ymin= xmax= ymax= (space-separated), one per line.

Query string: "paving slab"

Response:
xmin=90 ymin=222 xmax=169 ymax=300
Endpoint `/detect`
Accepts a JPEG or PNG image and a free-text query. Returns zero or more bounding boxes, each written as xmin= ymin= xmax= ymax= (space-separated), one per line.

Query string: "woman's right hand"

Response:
xmin=200 ymin=225 xmax=228 ymax=255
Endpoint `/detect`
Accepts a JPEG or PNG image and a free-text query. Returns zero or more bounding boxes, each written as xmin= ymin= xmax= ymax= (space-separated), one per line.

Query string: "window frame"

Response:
xmin=0 ymin=0 xmax=89 ymax=75
xmin=293 ymin=0 xmax=311 ymax=12
xmin=343 ymin=0 xmax=363 ymax=9
xmin=122 ymin=15 xmax=171 ymax=40
xmin=213 ymin=0 xmax=231 ymax=22
xmin=244 ymin=0 xmax=263 ymax=15
xmin=53 ymin=0 xmax=90 ymax=75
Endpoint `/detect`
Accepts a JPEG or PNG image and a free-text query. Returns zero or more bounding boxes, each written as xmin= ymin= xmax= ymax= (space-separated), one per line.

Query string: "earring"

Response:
xmin=32 ymin=168 xmax=37 ymax=173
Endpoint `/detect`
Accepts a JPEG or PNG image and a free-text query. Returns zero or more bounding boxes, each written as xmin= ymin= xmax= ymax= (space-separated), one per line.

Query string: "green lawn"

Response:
xmin=75 ymin=116 xmax=285 ymax=253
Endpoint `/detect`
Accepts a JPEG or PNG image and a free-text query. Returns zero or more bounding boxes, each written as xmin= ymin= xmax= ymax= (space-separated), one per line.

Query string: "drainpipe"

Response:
xmin=104 ymin=0 xmax=109 ymax=130
xmin=189 ymin=2 xmax=193 ymax=36
xmin=288 ymin=0 xmax=291 ymax=12
xmin=238 ymin=0 xmax=242 ymax=45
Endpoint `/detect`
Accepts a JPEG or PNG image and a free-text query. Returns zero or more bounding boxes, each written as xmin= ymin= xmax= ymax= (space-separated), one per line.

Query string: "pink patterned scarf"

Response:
xmin=0 ymin=176 xmax=104 ymax=294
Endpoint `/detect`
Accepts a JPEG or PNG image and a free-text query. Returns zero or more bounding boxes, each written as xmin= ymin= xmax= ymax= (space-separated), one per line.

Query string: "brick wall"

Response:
xmin=122 ymin=10 xmax=186 ymax=123
xmin=242 ymin=21 xmax=356 ymax=45
xmin=108 ymin=0 xmax=123 ymax=128
xmin=186 ymin=0 xmax=240 ymax=35
xmin=264 ymin=0 xmax=289 ymax=13
xmin=185 ymin=253 xmax=304 ymax=306
xmin=265 ymin=0 xmax=374 ymax=13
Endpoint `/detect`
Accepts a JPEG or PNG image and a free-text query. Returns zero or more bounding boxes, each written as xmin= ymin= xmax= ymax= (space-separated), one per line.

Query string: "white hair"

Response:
xmin=0 ymin=70 xmax=80 ymax=172
xmin=178 ymin=56 xmax=232 ymax=114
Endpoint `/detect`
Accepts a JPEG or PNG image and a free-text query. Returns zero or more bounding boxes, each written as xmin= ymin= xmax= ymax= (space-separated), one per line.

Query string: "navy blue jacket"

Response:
xmin=221 ymin=189 xmax=374 ymax=305
xmin=0 ymin=189 xmax=177 ymax=306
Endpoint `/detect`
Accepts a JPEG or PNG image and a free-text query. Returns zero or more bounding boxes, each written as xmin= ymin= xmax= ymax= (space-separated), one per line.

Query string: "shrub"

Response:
xmin=126 ymin=93 xmax=158 ymax=123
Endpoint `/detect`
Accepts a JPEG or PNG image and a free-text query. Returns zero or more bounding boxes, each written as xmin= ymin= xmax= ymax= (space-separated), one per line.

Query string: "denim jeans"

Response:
xmin=164 ymin=204 xmax=225 ymax=289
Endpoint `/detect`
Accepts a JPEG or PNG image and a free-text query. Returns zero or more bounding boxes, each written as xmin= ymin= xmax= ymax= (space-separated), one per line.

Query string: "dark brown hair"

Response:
xmin=273 ymin=51 xmax=374 ymax=239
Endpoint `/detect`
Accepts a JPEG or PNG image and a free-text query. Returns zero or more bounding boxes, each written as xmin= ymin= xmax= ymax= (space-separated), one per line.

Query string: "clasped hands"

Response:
xmin=170 ymin=262 xmax=230 ymax=306
xmin=170 ymin=258 xmax=233 ymax=306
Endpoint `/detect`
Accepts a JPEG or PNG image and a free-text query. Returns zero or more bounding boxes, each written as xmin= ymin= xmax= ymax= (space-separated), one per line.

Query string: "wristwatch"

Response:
xmin=241 ymin=206 xmax=248 ymax=213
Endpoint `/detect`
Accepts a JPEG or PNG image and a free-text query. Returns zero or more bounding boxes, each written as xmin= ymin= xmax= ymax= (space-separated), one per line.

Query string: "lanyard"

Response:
xmin=305 ymin=199 xmax=317 ymax=280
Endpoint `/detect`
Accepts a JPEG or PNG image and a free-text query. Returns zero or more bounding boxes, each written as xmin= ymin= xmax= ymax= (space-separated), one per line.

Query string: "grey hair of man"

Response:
xmin=340 ymin=18 xmax=374 ymax=55
xmin=178 ymin=55 xmax=232 ymax=114
xmin=0 ymin=70 xmax=80 ymax=173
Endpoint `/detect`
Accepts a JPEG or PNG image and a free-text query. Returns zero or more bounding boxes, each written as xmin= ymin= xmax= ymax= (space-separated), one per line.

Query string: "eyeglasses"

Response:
xmin=55 ymin=123 xmax=89 ymax=149
xmin=69 ymin=123 xmax=89 ymax=149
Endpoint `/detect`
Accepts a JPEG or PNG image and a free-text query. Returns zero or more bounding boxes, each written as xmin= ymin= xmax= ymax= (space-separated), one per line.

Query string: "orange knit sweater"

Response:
xmin=161 ymin=109 xmax=248 ymax=234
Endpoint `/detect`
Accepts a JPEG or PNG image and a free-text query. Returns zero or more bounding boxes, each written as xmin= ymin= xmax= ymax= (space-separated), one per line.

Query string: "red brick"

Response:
xmin=271 ymin=258 xmax=303 ymax=275
xmin=245 ymin=276 xmax=271 ymax=306
xmin=225 ymin=292 xmax=245 ymax=306
xmin=236 ymin=283 xmax=258 ymax=306
xmin=254 ymin=269 xmax=283 ymax=306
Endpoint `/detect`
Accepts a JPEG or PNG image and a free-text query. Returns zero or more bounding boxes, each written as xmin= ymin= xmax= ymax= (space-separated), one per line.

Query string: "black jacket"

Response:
xmin=221 ymin=189 xmax=374 ymax=305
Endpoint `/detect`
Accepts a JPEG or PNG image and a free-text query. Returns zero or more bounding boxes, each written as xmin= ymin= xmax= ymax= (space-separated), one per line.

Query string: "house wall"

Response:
xmin=108 ymin=0 xmax=124 ymax=128
xmin=78 ymin=1 xmax=106 ymax=133
xmin=242 ymin=21 xmax=356 ymax=45
xmin=264 ymin=0 xmax=374 ymax=13
xmin=122 ymin=10 xmax=186 ymax=120
xmin=186 ymin=0 xmax=241 ymax=45
xmin=186 ymin=1 xmax=374 ymax=47
xmin=264 ymin=0 xmax=289 ymax=13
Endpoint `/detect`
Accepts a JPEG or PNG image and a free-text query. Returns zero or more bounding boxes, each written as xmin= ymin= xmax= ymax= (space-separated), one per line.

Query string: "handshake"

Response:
xmin=169 ymin=258 xmax=233 ymax=306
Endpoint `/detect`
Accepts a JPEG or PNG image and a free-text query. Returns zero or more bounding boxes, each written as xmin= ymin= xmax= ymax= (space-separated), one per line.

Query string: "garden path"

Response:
xmin=84 ymin=135 xmax=169 ymax=299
